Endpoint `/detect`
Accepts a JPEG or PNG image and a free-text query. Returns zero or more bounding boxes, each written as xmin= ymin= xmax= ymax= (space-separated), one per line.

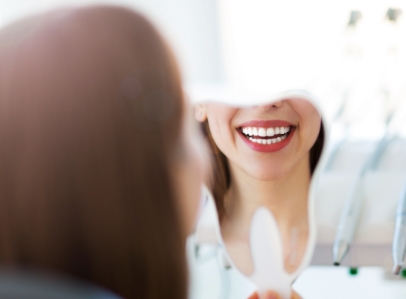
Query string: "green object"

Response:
xmin=349 ymin=267 xmax=358 ymax=275
xmin=401 ymin=268 xmax=406 ymax=278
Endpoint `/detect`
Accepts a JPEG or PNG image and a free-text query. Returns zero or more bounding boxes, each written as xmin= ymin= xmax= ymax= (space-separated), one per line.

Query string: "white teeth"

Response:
xmin=258 ymin=128 xmax=266 ymax=137
xmin=266 ymin=128 xmax=274 ymax=137
xmin=242 ymin=126 xmax=290 ymax=136
xmin=248 ymin=136 xmax=286 ymax=144
xmin=241 ymin=126 xmax=291 ymax=145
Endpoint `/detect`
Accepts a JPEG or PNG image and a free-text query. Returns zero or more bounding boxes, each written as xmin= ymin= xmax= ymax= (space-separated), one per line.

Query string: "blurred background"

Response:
xmin=1 ymin=0 xmax=406 ymax=298
xmin=0 ymin=0 xmax=225 ymax=88
xmin=2 ymin=0 xmax=406 ymax=129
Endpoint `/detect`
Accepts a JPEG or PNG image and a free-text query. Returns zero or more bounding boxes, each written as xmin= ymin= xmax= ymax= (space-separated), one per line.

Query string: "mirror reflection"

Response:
xmin=194 ymin=98 xmax=325 ymax=279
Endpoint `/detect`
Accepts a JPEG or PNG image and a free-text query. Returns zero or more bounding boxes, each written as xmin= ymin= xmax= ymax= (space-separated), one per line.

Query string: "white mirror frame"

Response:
xmin=192 ymin=90 xmax=329 ymax=298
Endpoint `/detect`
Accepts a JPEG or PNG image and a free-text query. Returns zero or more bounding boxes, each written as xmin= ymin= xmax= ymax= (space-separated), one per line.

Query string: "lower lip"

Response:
xmin=238 ymin=128 xmax=295 ymax=153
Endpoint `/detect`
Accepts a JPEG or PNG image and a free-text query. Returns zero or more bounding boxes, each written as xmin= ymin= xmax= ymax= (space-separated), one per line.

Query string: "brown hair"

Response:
xmin=202 ymin=119 xmax=325 ymax=221
xmin=0 ymin=6 xmax=187 ymax=299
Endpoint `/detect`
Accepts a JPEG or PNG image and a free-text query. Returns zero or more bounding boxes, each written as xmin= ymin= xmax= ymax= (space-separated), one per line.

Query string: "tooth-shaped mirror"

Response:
xmin=188 ymin=89 xmax=328 ymax=298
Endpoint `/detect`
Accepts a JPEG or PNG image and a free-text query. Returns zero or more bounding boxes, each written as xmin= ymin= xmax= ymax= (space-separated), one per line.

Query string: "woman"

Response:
xmin=194 ymin=98 xmax=324 ymax=297
xmin=0 ymin=6 xmax=204 ymax=299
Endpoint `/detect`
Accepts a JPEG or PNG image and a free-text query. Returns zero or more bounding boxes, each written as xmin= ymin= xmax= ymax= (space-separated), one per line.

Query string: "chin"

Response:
xmin=248 ymin=168 xmax=290 ymax=181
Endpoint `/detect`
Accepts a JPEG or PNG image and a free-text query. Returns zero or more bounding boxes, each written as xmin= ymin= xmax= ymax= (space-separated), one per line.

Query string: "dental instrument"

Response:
xmin=333 ymin=134 xmax=394 ymax=265
xmin=392 ymin=181 xmax=406 ymax=274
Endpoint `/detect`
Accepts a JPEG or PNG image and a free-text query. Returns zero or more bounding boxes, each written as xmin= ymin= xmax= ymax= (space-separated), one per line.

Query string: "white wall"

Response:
xmin=0 ymin=0 xmax=225 ymax=86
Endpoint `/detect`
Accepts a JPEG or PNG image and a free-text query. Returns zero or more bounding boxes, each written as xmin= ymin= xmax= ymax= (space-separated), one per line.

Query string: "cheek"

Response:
xmin=206 ymin=115 xmax=236 ymax=158
xmin=207 ymin=118 xmax=228 ymax=152
xmin=289 ymin=99 xmax=320 ymax=123
xmin=291 ymin=100 xmax=321 ymax=150
xmin=205 ymin=104 xmax=238 ymax=141
xmin=303 ymin=113 xmax=322 ymax=151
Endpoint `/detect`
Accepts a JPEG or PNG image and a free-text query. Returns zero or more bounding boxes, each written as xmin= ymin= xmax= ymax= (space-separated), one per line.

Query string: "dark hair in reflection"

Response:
xmin=0 ymin=6 xmax=187 ymax=299
xmin=202 ymin=118 xmax=324 ymax=221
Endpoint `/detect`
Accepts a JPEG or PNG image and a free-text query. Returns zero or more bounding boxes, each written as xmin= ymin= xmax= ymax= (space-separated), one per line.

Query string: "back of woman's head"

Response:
xmin=0 ymin=6 xmax=186 ymax=299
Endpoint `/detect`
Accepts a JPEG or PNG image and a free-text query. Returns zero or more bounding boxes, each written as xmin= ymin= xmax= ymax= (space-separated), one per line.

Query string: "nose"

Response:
xmin=258 ymin=100 xmax=283 ymax=111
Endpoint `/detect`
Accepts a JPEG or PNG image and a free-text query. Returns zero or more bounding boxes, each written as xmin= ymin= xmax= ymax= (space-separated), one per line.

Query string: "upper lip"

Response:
xmin=237 ymin=120 xmax=295 ymax=128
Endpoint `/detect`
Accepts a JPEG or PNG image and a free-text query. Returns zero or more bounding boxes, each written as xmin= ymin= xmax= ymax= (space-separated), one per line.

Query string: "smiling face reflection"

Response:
xmin=196 ymin=99 xmax=322 ymax=274
xmin=203 ymin=99 xmax=321 ymax=180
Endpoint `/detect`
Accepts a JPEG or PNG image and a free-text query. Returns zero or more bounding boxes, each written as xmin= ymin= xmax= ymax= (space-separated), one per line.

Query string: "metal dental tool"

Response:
xmin=333 ymin=107 xmax=396 ymax=266
xmin=332 ymin=134 xmax=394 ymax=265
xmin=331 ymin=6 xmax=405 ymax=267
xmin=392 ymin=183 xmax=406 ymax=275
